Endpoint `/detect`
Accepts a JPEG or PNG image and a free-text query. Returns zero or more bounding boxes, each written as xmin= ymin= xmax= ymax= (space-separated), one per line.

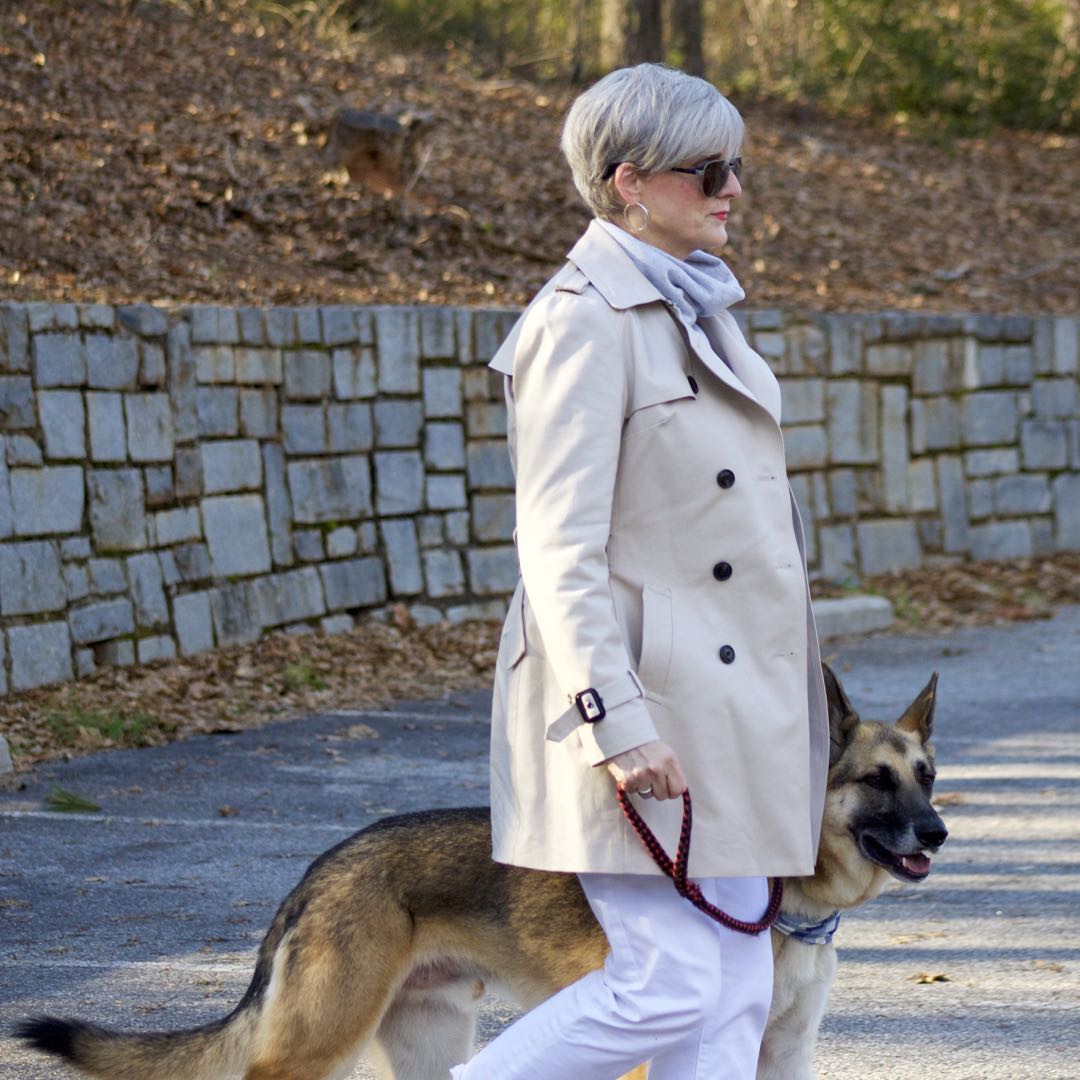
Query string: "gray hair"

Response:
xmin=561 ymin=64 xmax=744 ymax=220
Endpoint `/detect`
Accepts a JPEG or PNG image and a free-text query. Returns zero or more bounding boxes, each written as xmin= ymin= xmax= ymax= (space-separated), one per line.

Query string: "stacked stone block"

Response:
xmin=0 ymin=299 xmax=1077 ymax=697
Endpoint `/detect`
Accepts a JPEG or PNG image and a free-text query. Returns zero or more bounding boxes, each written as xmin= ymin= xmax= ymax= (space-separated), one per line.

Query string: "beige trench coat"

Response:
xmin=488 ymin=221 xmax=829 ymax=878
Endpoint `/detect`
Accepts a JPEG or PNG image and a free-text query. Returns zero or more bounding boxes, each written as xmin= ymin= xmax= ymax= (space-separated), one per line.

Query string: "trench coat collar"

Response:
xmin=568 ymin=221 xmax=781 ymax=425
xmin=565 ymin=220 xmax=667 ymax=311
xmin=491 ymin=221 xmax=781 ymax=426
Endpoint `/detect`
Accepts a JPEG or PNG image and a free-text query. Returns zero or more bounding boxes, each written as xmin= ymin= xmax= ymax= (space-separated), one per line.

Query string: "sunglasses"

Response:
xmin=602 ymin=157 xmax=743 ymax=198
xmin=670 ymin=157 xmax=743 ymax=196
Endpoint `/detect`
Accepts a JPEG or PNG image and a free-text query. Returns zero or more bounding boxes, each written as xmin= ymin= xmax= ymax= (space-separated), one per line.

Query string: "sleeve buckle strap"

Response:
xmin=546 ymin=670 xmax=646 ymax=743
xmin=574 ymin=688 xmax=606 ymax=724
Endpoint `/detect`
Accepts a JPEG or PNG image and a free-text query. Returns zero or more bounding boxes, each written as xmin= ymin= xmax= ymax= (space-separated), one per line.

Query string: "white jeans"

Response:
xmin=450 ymin=871 xmax=773 ymax=1079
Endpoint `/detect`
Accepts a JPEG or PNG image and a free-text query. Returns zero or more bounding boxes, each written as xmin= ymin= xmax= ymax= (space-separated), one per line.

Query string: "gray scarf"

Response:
xmin=599 ymin=219 xmax=745 ymax=325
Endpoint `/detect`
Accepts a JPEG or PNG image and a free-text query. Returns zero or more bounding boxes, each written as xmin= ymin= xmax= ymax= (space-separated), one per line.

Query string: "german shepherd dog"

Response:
xmin=18 ymin=664 xmax=946 ymax=1080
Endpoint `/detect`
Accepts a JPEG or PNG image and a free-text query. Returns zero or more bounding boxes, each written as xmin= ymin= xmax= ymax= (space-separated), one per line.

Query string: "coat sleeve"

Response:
xmin=508 ymin=288 xmax=660 ymax=766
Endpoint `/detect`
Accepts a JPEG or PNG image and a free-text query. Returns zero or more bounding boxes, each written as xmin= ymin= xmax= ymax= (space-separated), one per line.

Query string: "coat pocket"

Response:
xmin=638 ymin=583 xmax=674 ymax=701
xmin=499 ymin=583 xmax=528 ymax=670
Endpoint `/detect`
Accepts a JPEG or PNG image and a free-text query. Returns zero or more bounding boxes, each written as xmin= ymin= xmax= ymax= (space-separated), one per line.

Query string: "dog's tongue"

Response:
xmin=901 ymin=853 xmax=931 ymax=876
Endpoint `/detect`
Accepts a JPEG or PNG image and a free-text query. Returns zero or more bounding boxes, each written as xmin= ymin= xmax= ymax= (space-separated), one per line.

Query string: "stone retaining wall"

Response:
xmin=0 ymin=301 xmax=521 ymax=695
xmin=0 ymin=300 xmax=1077 ymax=695
xmin=754 ymin=309 xmax=1080 ymax=576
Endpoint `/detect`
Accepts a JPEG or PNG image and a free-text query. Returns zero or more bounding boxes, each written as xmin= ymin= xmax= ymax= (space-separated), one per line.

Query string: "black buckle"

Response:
xmin=574 ymin=688 xmax=606 ymax=723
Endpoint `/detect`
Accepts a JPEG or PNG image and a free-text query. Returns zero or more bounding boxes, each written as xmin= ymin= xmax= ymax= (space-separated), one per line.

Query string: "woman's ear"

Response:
xmin=612 ymin=162 xmax=643 ymax=208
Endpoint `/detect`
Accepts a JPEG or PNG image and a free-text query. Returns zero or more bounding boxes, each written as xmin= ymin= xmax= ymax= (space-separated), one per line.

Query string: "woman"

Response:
xmin=453 ymin=64 xmax=829 ymax=1079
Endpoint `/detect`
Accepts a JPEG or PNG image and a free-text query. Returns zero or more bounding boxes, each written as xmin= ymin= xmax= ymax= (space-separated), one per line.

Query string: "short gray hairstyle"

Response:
xmin=561 ymin=64 xmax=744 ymax=221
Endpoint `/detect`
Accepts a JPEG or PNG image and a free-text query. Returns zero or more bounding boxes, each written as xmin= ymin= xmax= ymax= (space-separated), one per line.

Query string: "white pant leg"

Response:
xmin=450 ymin=872 xmax=773 ymax=1080
xmin=646 ymin=876 xmax=773 ymax=1080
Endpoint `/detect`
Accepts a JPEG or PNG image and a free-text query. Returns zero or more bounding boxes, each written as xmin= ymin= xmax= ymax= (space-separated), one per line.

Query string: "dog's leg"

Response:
xmin=371 ymin=978 xmax=484 ymax=1080
xmin=243 ymin=904 xmax=415 ymax=1080
xmin=757 ymin=939 xmax=836 ymax=1080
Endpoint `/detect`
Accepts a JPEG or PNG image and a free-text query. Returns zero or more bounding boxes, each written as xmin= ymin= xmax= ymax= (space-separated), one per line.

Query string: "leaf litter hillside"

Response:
xmin=6 ymin=555 xmax=1080 ymax=771
xmin=3 ymin=0 xmax=1080 ymax=314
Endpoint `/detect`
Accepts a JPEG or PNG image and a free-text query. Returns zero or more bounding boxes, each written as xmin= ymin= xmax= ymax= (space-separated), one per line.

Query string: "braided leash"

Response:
xmin=617 ymin=788 xmax=783 ymax=936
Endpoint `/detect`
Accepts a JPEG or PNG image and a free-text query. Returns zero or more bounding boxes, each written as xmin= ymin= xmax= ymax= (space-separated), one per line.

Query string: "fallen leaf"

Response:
xmin=1032 ymin=960 xmax=1064 ymax=973
xmin=933 ymin=792 xmax=967 ymax=807
xmin=345 ymin=723 xmax=380 ymax=740
xmin=889 ymin=930 xmax=947 ymax=944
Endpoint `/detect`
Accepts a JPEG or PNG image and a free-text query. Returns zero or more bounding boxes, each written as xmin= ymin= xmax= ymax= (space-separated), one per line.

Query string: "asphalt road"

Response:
xmin=1 ymin=607 xmax=1078 ymax=1079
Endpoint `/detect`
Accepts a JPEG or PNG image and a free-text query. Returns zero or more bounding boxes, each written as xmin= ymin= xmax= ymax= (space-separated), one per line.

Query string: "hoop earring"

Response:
xmin=624 ymin=202 xmax=649 ymax=233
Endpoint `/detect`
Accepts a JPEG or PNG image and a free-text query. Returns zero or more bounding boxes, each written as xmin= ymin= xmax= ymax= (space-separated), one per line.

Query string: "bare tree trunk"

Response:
xmin=1060 ymin=0 xmax=1080 ymax=124
xmin=626 ymin=0 xmax=664 ymax=64
xmin=599 ymin=0 xmax=627 ymax=69
xmin=669 ymin=0 xmax=704 ymax=76
xmin=570 ymin=0 xmax=596 ymax=82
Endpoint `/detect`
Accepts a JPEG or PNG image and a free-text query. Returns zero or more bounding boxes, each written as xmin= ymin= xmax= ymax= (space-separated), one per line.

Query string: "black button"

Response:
xmin=718 ymin=645 xmax=736 ymax=664
xmin=712 ymin=561 xmax=733 ymax=581
xmin=716 ymin=469 xmax=735 ymax=489
xmin=687 ymin=375 xmax=699 ymax=394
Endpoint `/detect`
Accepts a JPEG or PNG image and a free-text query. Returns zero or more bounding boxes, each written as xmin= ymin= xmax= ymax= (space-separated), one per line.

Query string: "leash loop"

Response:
xmin=617 ymin=788 xmax=783 ymax=936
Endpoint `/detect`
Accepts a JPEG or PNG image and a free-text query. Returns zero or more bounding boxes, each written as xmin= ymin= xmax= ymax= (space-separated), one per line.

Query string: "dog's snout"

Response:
xmin=917 ymin=820 xmax=948 ymax=850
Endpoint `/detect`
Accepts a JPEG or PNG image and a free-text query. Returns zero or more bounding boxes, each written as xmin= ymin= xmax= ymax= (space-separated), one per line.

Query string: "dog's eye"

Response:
xmin=862 ymin=766 xmax=895 ymax=791
xmin=917 ymin=766 xmax=936 ymax=792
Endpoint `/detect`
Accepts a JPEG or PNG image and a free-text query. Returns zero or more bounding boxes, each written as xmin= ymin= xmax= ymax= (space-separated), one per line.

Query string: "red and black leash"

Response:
xmin=617 ymin=787 xmax=783 ymax=936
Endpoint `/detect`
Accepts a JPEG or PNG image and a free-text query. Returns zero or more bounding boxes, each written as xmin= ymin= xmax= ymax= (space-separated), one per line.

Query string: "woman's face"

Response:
xmin=616 ymin=155 xmax=742 ymax=260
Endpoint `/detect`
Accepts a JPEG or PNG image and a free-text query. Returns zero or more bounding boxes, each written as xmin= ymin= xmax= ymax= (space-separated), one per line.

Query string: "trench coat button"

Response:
xmin=716 ymin=469 xmax=736 ymax=489
xmin=718 ymin=645 xmax=736 ymax=664
xmin=712 ymin=561 xmax=733 ymax=581
xmin=687 ymin=375 xmax=699 ymax=394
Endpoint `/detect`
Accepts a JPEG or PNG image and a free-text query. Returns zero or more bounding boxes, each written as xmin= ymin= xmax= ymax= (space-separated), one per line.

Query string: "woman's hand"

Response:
xmin=605 ymin=740 xmax=687 ymax=800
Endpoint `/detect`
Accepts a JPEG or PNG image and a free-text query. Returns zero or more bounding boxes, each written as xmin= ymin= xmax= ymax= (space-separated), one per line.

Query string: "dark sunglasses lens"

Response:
xmin=703 ymin=159 xmax=741 ymax=197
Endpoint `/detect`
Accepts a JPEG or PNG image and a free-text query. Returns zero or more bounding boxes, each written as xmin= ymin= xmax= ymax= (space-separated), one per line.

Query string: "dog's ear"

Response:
xmin=822 ymin=662 xmax=860 ymax=767
xmin=896 ymin=672 xmax=938 ymax=745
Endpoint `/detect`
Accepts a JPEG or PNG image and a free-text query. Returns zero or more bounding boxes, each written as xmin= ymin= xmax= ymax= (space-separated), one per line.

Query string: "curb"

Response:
xmin=812 ymin=595 xmax=894 ymax=640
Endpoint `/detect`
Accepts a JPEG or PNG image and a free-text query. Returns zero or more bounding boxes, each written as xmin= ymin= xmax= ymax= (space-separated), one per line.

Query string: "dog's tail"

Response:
xmin=15 ymin=930 xmax=276 ymax=1080
xmin=15 ymin=1003 xmax=258 ymax=1079
xmin=14 ymin=822 xmax=400 ymax=1079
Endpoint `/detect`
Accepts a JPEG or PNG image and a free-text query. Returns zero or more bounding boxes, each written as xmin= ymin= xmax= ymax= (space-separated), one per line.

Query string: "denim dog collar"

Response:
xmin=772 ymin=909 xmax=842 ymax=946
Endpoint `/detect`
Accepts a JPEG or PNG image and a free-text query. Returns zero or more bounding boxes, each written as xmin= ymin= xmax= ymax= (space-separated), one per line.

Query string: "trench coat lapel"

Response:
xmin=566 ymin=222 xmax=780 ymax=425
xmin=700 ymin=312 xmax=783 ymax=426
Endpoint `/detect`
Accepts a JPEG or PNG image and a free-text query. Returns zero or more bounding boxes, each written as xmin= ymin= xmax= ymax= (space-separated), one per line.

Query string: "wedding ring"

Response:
xmin=639 ymin=786 xmax=653 ymax=797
